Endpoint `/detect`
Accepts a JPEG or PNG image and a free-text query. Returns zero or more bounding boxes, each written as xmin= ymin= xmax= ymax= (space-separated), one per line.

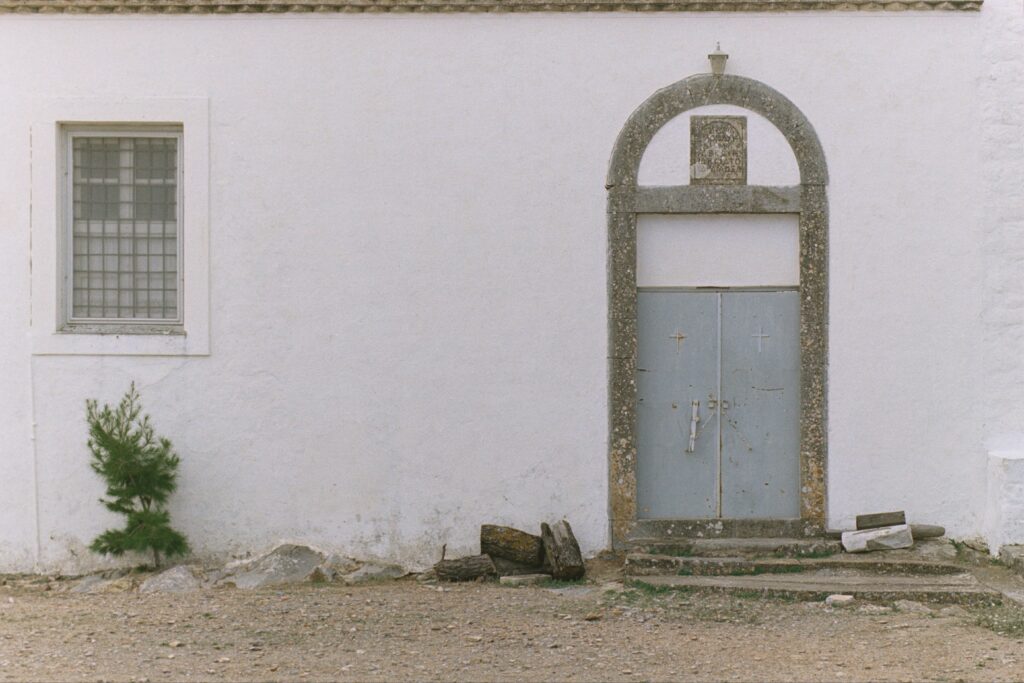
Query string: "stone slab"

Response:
xmin=842 ymin=525 xmax=913 ymax=553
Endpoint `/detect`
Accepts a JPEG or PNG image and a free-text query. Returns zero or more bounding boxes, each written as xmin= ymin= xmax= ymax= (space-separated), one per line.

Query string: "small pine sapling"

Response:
xmin=86 ymin=383 xmax=189 ymax=567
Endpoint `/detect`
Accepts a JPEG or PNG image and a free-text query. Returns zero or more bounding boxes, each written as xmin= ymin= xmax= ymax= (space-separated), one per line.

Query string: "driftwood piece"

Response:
xmin=433 ymin=554 xmax=496 ymax=582
xmin=541 ymin=520 xmax=585 ymax=580
xmin=481 ymin=525 xmax=545 ymax=566
xmin=856 ymin=511 xmax=906 ymax=530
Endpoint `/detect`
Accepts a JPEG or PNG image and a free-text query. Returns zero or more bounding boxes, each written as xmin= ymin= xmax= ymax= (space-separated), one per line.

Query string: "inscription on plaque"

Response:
xmin=690 ymin=115 xmax=747 ymax=185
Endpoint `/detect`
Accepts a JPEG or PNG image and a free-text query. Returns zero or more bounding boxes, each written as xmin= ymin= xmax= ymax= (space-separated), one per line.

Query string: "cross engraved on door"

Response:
xmin=752 ymin=326 xmax=770 ymax=353
xmin=670 ymin=331 xmax=687 ymax=350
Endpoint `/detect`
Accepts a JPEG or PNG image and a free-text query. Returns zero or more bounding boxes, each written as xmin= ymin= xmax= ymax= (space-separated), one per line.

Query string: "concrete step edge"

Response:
xmin=624 ymin=553 xmax=966 ymax=577
xmin=628 ymin=575 xmax=1001 ymax=606
xmin=630 ymin=537 xmax=844 ymax=558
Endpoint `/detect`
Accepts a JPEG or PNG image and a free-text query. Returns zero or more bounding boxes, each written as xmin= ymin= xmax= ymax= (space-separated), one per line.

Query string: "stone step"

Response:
xmin=625 ymin=552 xmax=965 ymax=577
xmin=630 ymin=537 xmax=843 ymax=559
xmin=629 ymin=571 xmax=1001 ymax=605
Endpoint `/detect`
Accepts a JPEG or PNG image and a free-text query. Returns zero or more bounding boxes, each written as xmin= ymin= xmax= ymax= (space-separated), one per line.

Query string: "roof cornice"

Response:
xmin=0 ymin=0 xmax=982 ymax=13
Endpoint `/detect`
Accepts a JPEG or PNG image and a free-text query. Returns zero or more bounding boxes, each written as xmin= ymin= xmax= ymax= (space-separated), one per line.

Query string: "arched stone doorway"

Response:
xmin=607 ymin=73 xmax=829 ymax=546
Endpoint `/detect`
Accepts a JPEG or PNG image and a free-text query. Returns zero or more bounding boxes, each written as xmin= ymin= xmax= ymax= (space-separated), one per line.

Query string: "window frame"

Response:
xmin=28 ymin=97 xmax=210 ymax=357
xmin=60 ymin=124 xmax=186 ymax=335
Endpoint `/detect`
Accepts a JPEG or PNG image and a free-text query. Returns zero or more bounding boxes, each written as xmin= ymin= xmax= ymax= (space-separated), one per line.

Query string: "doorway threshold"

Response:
xmin=624 ymin=518 xmax=824 ymax=545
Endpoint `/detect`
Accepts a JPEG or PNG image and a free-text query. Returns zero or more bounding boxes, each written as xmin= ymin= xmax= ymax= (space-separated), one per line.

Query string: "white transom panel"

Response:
xmin=637 ymin=214 xmax=800 ymax=288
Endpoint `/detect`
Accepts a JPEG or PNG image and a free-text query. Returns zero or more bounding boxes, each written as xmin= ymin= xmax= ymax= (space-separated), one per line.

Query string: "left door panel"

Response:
xmin=636 ymin=291 xmax=719 ymax=519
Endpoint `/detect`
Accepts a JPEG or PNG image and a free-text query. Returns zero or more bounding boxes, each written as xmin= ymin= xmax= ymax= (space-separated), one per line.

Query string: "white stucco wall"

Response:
xmin=983 ymin=0 xmax=1024 ymax=432
xmin=0 ymin=10 xmax=999 ymax=572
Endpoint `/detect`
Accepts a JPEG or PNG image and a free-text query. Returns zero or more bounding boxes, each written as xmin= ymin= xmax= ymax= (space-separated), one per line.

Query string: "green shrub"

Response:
xmin=86 ymin=383 xmax=189 ymax=567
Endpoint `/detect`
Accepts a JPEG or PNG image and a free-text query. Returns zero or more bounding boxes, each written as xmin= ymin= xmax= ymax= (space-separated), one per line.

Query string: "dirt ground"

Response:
xmin=3 ymin=568 xmax=1024 ymax=683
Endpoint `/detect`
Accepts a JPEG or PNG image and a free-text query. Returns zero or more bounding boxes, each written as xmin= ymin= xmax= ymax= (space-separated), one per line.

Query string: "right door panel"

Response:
xmin=720 ymin=291 xmax=801 ymax=518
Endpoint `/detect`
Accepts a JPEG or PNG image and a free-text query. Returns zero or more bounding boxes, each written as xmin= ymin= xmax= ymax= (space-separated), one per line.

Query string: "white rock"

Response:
xmin=140 ymin=565 xmax=204 ymax=594
xmin=841 ymin=524 xmax=913 ymax=553
xmin=216 ymin=544 xmax=326 ymax=589
xmin=499 ymin=573 xmax=552 ymax=587
xmin=825 ymin=594 xmax=855 ymax=607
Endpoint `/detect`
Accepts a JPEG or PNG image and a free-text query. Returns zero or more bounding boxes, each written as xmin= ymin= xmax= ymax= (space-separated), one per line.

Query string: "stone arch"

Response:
xmin=607 ymin=73 xmax=829 ymax=546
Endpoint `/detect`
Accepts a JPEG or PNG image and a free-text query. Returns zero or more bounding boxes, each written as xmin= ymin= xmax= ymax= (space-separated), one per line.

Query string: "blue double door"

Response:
xmin=636 ymin=290 xmax=800 ymax=519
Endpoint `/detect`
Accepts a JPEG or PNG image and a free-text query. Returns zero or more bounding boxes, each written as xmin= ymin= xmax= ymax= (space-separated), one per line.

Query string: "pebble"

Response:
xmin=825 ymin=594 xmax=855 ymax=608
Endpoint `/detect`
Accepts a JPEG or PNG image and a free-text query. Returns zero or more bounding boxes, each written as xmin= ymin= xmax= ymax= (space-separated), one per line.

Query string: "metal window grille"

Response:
xmin=69 ymin=131 xmax=181 ymax=323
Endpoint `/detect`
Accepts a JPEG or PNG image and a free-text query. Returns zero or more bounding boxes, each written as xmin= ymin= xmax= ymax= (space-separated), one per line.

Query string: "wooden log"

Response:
xmin=855 ymin=511 xmax=906 ymax=530
xmin=433 ymin=554 xmax=496 ymax=582
xmin=910 ymin=524 xmax=945 ymax=539
xmin=480 ymin=525 xmax=545 ymax=566
xmin=541 ymin=520 xmax=585 ymax=581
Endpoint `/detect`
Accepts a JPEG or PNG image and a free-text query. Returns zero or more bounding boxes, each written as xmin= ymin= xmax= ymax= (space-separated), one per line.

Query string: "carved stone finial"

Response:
xmin=708 ymin=42 xmax=728 ymax=76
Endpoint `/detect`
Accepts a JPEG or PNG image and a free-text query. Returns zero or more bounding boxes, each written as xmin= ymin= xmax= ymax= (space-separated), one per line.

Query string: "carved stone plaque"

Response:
xmin=690 ymin=115 xmax=747 ymax=185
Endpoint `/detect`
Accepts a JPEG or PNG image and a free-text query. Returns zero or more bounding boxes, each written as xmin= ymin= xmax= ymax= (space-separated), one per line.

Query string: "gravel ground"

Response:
xmin=2 ymin=572 xmax=1024 ymax=682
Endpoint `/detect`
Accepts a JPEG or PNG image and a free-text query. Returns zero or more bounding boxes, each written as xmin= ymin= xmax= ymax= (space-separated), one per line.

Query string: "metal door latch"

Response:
xmin=686 ymin=400 xmax=700 ymax=453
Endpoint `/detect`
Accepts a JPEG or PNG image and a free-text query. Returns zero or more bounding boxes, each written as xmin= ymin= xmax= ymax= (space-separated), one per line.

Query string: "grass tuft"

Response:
xmin=975 ymin=606 xmax=1024 ymax=637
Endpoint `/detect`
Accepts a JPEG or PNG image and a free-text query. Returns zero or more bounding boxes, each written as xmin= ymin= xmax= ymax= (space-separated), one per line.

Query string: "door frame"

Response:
xmin=606 ymin=73 xmax=829 ymax=546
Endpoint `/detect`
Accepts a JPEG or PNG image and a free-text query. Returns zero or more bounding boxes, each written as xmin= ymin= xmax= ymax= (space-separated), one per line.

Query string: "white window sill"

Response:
xmin=33 ymin=330 xmax=208 ymax=357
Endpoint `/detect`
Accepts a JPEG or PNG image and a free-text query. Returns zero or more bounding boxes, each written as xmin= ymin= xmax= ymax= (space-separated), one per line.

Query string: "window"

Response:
xmin=63 ymin=126 xmax=183 ymax=333
xmin=30 ymin=98 xmax=209 ymax=356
